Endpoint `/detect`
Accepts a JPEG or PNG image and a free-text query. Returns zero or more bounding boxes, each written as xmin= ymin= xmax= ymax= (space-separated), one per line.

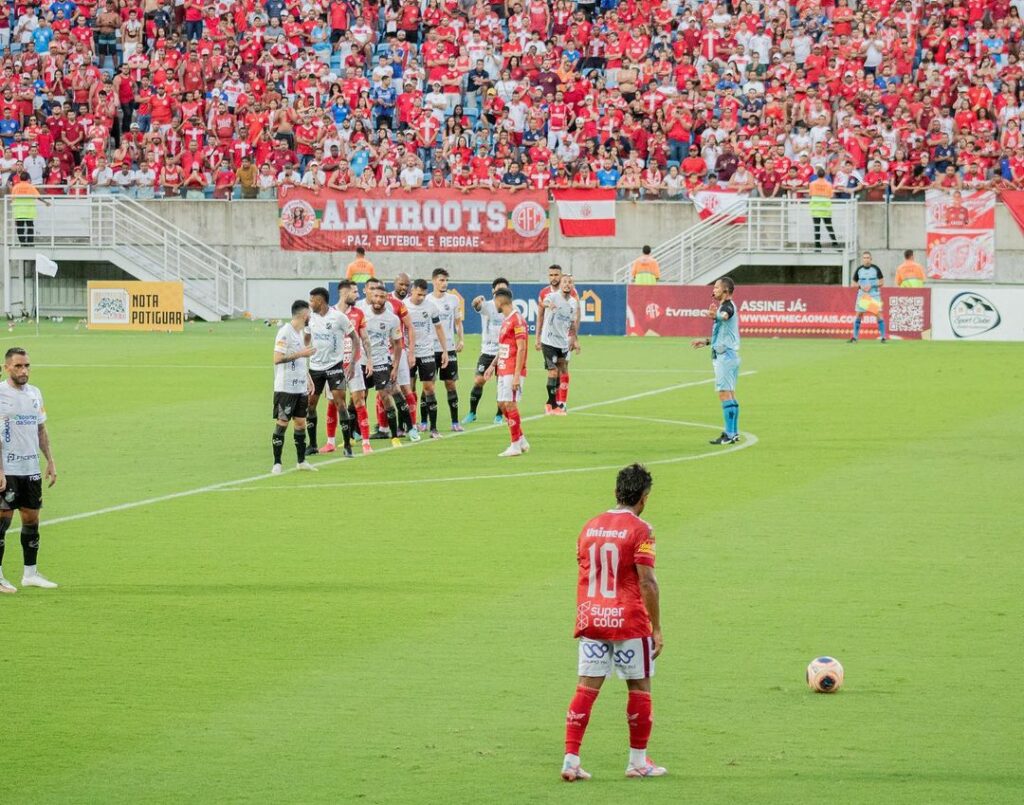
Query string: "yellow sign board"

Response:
xmin=86 ymin=281 xmax=185 ymax=331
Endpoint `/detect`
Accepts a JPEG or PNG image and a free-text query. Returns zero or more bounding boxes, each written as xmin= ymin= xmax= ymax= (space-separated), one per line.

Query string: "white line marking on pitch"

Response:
xmin=213 ymin=414 xmax=757 ymax=493
xmin=26 ymin=372 xmax=756 ymax=530
xmin=37 ymin=364 xmax=713 ymax=374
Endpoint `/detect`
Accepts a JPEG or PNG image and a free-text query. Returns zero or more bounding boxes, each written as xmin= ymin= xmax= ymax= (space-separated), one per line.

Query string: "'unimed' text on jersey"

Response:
xmin=497 ymin=311 xmax=528 ymax=377
xmin=575 ymin=509 xmax=656 ymax=641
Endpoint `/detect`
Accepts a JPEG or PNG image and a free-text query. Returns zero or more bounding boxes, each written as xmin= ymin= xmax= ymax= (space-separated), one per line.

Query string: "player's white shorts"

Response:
xmin=496 ymin=374 xmax=524 ymax=403
xmin=347 ymin=362 xmax=366 ymax=393
xmin=396 ymin=355 xmax=411 ymax=386
xmin=578 ymin=636 xmax=656 ymax=680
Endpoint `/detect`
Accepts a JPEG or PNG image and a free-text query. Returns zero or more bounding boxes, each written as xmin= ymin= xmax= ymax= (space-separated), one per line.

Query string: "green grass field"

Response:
xmin=2 ymin=321 xmax=1022 ymax=804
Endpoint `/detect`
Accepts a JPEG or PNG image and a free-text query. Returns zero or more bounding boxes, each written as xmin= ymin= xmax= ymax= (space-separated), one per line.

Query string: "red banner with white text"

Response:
xmin=278 ymin=187 xmax=549 ymax=252
xmin=627 ymin=285 xmax=931 ymax=339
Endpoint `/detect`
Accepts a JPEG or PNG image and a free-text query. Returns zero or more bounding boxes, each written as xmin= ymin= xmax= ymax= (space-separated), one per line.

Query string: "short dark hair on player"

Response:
xmin=412 ymin=278 xmax=429 ymax=291
xmin=493 ymin=287 xmax=513 ymax=303
xmin=717 ymin=276 xmax=735 ymax=294
xmin=338 ymin=280 xmax=355 ymax=291
xmin=432 ymin=267 xmax=449 ymax=279
xmin=309 ymin=286 xmax=329 ymax=302
xmin=492 ymin=277 xmax=509 ymax=289
xmin=291 ymin=300 xmax=310 ymax=316
xmin=615 ymin=464 xmax=653 ymax=508
xmin=548 ymin=264 xmax=562 ymax=273
xmin=5 ymin=347 xmax=26 ymax=362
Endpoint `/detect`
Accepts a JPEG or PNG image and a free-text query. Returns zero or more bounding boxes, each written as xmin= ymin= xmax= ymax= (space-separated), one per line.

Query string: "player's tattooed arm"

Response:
xmin=38 ymin=423 xmax=57 ymax=487
xmin=637 ymin=564 xmax=662 ymax=658
xmin=471 ymin=295 xmax=485 ymax=311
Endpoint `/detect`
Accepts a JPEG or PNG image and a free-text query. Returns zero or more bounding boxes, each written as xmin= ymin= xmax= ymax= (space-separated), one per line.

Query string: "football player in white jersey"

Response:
xmin=405 ymin=278 xmax=450 ymax=438
xmin=305 ymin=287 xmax=360 ymax=456
xmin=389 ymin=272 xmax=422 ymax=434
xmin=329 ymin=280 xmax=376 ymax=455
xmin=463 ymin=277 xmax=509 ymax=426
xmin=0 ymin=347 xmax=59 ymax=593
xmin=363 ymin=285 xmax=407 ymax=449
xmin=271 ymin=300 xmax=318 ymax=474
xmin=430 ymin=267 xmax=465 ymax=431
xmin=540 ymin=273 xmax=580 ymax=415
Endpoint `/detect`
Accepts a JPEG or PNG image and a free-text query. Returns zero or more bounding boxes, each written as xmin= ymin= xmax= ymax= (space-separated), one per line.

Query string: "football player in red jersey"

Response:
xmin=487 ymin=287 xmax=529 ymax=457
xmin=562 ymin=464 xmax=666 ymax=782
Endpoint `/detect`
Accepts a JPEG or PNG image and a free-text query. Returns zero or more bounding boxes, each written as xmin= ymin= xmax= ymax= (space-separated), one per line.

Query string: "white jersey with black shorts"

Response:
xmin=405 ymin=296 xmax=442 ymax=382
xmin=273 ymin=322 xmax=310 ymax=420
xmin=0 ymin=382 xmax=46 ymax=510
xmin=540 ymin=293 xmax=579 ymax=370
xmin=476 ymin=299 xmax=502 ymax=376
xmin=431 ymin=290 xmax=462 ymax=381
xmin=363 ymin=307 xmax=403 ymax=391
xmin=308 ymin=307 xmax=354 ymax=394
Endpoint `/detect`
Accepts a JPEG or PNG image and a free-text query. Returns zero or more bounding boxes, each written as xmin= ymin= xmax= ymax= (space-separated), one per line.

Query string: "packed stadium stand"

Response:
xmin=0 ymin=0 xmax=1019 ymax=200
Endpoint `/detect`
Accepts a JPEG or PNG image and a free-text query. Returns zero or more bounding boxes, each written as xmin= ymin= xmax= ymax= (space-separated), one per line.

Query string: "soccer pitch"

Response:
xmin=3 ymin=322 xmax=1021 ymax=804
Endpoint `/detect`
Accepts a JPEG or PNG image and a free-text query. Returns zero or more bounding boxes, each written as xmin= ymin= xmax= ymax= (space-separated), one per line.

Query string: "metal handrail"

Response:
xmin=615 ymin=197 xmax=858 ymax=284
xmin=2 ymin=194 xmax=247 ymax=317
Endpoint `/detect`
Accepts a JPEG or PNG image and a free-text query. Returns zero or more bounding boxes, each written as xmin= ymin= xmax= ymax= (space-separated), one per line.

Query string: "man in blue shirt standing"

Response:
xmin=596 ymin=160 xmax=621 ymax=188
xmin=692 ymin=277 xmax=741 ymax=445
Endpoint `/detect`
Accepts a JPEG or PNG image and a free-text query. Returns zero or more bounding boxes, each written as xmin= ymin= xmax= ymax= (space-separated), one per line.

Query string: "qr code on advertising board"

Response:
xmin=888 ymin=296 xmax=924 ymax=333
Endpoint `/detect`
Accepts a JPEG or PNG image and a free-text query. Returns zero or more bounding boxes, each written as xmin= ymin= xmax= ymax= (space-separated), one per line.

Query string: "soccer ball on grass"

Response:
xmin=806 ymin=656 xmax=844 ymax=693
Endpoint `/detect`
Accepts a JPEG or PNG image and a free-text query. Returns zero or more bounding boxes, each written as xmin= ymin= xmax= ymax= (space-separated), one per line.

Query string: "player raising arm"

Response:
xmin=562 ymin=464 xmax=665 ymax=782
xmin=464 ymin=277 xmax=509 ymax=426
xmin=271 ymin=301 xmax=318 ymax=474
xmin=489 ymin=287 xmax=529 ymax=456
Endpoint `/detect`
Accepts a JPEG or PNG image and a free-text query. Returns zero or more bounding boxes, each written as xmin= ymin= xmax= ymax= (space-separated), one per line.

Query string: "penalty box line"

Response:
xmin=22 ymin=372 xmax=756 ymax=533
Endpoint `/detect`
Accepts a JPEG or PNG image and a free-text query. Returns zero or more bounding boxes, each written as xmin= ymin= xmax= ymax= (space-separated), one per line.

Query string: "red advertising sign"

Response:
xmin=627 ymin=285 xmax=931 ymax=339
xmin=278 ymin=187 xmax=549 ymax=252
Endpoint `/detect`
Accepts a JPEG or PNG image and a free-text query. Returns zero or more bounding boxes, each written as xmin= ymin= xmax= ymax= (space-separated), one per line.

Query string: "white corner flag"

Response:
xmin=35 ymin=254 xmax=59 ymax=278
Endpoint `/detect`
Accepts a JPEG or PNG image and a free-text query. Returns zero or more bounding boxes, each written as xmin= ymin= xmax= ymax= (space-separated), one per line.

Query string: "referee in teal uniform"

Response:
xmin=692 ymin=277 xmax=741 ymax=444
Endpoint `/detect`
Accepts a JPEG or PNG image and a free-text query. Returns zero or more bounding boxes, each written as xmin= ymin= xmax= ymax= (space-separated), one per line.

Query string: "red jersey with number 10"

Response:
xmin=574 ymin=509 xmax=656 ymax=641
xmin=497 ymin=311 xmax=528 ymax=377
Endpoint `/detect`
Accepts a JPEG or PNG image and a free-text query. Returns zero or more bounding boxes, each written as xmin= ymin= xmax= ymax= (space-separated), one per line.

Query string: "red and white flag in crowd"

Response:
xmin=691 ymin=189 xmax=749 ymax=223
xmin=551 ymin=189 xmax=616 ymax=237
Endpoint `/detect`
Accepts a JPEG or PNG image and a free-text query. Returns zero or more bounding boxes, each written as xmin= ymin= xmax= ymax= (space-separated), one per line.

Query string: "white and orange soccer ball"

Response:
xmin=806 ymin=656 xmax=844 ymax=693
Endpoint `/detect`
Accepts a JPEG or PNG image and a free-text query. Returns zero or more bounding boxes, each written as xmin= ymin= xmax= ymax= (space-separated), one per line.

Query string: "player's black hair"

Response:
xmin=493 ymin=288 xmax=513 ymax=303
xmin=491 ymin=277 xmax=509 ymax=289
xmin=548 ymin=264 xmax=562 ymax=273
xmin=432 ymin=267 xmax=449 ymax=279
xmin=338 ymin=280 xmax=355 ymax=291
xmin=904 ymin=249 xmax=914 ymax=259
xmin=4 ymin=347 xmax=26 ymax=361
xmin=717 ymin=276 xmax=735 ymax=294
xmin=615 ymin=464 xmax=653 ymax=508
xmin=412 ymin=278 xmax=429 ymax=291
xmin=309 ymin=287 xmax=330 ymax=302
xmin=291 ymin=300 xmax=310 ymax=316
xmin=642 ymin=245 xmax=651 ymax=255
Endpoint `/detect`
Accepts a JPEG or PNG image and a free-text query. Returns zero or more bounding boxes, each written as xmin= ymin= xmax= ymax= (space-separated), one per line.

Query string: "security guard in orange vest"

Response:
xmin=630 ymin=245 xmax=661 ymax=284
xmin=808 ymin=168 xmax=840 ymax=251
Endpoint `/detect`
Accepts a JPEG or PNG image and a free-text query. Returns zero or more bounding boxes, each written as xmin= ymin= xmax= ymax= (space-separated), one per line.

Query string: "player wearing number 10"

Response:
xmin=561 ymin=464 xmax=666 ymax=782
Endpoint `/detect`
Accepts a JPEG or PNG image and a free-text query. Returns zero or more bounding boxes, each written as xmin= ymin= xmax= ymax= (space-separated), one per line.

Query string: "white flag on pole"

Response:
xmin=35 ymin=254 xmax=59 ymax=277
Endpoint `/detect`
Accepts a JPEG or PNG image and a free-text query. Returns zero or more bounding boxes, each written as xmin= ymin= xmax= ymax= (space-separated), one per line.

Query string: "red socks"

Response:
xmin=627 ymin=690 xmax=653 ymax=750
xmin=355 ymin=404 xmax=369 ymax=441
xmin=506 ymin=406 xmax=522 ymax=442
xmin=557 ymin=373 xmax=570 ymax=406
xmin=375 ymin=395 xmax=388 ymax=430
xmin=326 ymin=401 xmax=338 ymax=439
xmin=405 ymin=391 xmax=418 ymax=425
xmin=565 ymin=685 xmax=600 ymax=755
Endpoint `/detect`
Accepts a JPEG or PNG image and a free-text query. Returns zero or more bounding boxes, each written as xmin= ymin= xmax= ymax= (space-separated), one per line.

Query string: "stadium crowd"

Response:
xmin=0 ymin=0 xmax=1023 ymax=201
